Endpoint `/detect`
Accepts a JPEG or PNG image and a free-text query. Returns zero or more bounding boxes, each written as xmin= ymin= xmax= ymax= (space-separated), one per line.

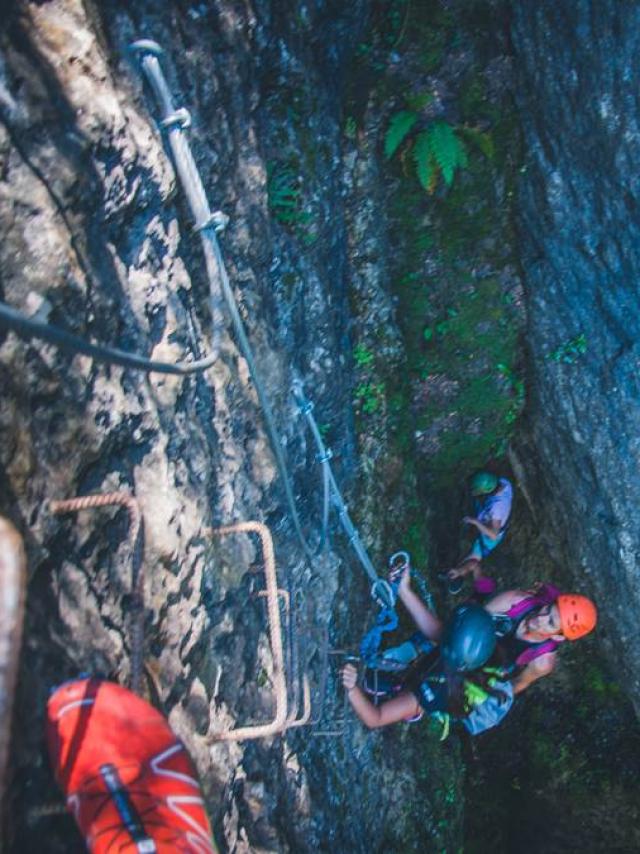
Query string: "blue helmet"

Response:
xmin=440 ymin=603 xmax=497 ymax=672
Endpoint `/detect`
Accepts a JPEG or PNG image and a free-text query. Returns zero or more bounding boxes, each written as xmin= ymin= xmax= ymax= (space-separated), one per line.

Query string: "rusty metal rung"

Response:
xmin=285 ymin=675 xmax=311 ymax=729
xmin=48 ymin=492 xmax=145 ymax=695
xmin=205 ymin=522 xmax=288 ymax=742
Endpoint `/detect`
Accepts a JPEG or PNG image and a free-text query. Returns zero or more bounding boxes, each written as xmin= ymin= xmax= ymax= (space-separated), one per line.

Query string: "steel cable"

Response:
xmin=131 ymin=40 xmax=329 ymax=561
xmin=0 ymin=300 xmax=218 ymax=375
xmin=292 ymin=381 xmax=394 ymax=609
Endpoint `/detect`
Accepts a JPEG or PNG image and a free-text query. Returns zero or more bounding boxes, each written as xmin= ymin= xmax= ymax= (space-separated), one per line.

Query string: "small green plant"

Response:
xmin=353 ymin=343 xmax=375 ymax=368
xmin=267 ymin=164 xmax=301 ymax=224
xmin=548 ymin=333 xmax=587 ymax=364
xmin=267 ymin=163 xmax=316 ymax=243
xmin=497 ymin=362 xmax=525 ymax=424
xmin=414 ymin=121 xmax=468 ymax=190
xmin=384 ymin=110 xmax=419 ymax=159
xmin=459 ymin=125 xmax=495 ymax=159
xmin=344 ymin=115 xmax=357 ymax=139
xmin=406 ymin=91 xmax=434 ymax=112
xmin=354 ymin=381 xmax=385 ymax=415
xmin=385 ymin=110 xmax=471 ymax=193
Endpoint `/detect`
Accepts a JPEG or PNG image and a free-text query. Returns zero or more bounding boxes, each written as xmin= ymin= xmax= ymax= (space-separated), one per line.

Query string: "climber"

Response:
xmin=397 ymin=568 xmax=597 ymax=695
xmin=47 ymin=677 xmax=217 ymax=853
xmin=341 ymin=568 xmax=513 ymax=735
xmin=484 ymin=583 xmax=598 ymax=695
xmin=444 ymin=470 xmax=513 ymax=595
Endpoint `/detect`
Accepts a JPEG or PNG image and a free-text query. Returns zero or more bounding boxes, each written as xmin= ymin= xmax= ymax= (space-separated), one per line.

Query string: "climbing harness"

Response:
xmin=48 ymin=492 xmax=146 ymax=695
xmin=47 ymin=677 xmax=217 ymax=853
xmin=0 ymin=517 xmax=26 ymax=806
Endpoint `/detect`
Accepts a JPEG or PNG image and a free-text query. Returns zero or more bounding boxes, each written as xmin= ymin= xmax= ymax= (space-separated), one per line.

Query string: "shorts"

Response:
xmin=465 ymin=528 xmax=506 ymax=562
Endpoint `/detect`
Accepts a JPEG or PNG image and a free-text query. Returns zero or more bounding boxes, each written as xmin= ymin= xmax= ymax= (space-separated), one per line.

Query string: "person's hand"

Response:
xmin=390 ymin=562 xmax=411 ymax=592
xmin=341 ymin=663 xmax=358 ymax=692
xmin=463 ymin=516 xmax=479 ymax=528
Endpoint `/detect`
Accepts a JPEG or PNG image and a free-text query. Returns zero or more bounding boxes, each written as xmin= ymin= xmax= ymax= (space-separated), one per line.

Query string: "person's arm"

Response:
xmin=341 ymin=664 xmax=421 ymax=728
xmin=463 ymin=515 xmax=502 ymax=541
xmin=396 ymin=567 xmax=443 ymax=641
xmin=511 ymin=653 xmax=556 ymax=695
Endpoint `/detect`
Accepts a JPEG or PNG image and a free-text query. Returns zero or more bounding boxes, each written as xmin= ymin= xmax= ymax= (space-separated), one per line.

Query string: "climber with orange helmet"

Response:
xmin=485 ymin=584 xmax=598 ymax=694
xmin=369 ymin=567 xmax=597 ymax=697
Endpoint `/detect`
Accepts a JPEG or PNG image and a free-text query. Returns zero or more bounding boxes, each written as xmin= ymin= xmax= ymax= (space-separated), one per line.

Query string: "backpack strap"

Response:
xmin=505 ymin=583 xmax=560 ymax=620
xmin=514 ymin=638 xmax=560 ymax=668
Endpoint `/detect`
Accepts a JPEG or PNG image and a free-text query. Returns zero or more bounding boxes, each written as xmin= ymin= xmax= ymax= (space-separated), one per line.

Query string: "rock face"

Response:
xmin=510 ymin=1 xmax=640 ymax=708
xmin=10 ymin=0 xmax=640 ymax=849
xmin=0 ymin=2 xmax=461 ymax=852
xmin=0 ymin=0 xmax=355 ymax=849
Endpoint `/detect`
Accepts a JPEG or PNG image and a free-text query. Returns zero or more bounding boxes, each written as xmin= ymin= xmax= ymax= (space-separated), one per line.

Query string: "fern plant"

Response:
xmin=267 ymin=162 xmax=316 ymax=244
xmin=267 ymin=165 xmax=302 ymax=225
xmin=384 ymin=110 xmax=418 ymax=159
xmin=414 ymin=121 xmax=468 ymax=190
xmin=384 ymin=106 xmax=485 ymax=193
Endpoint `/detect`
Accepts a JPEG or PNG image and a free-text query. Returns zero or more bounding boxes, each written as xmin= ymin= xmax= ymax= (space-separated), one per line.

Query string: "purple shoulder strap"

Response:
xmin=505 ymin=583 xmax=561 ymax=620
xmin=515 ymin=638 xmax=559 ymax=667
xmin=504 ymin=583 xmax=562 ymax=667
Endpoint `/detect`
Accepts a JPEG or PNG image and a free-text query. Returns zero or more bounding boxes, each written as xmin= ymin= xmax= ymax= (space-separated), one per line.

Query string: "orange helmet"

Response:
xmin=557 ymin=594 xmax=597 ymax=640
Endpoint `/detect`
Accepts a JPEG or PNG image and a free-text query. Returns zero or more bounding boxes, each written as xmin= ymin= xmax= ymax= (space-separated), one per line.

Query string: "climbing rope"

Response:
xmin=0 ymin=517 xmax=26 ymax=805
xmin=49 ymin=493 xmax=145 ymax=695
xmin=293 ymin=381 xmax=395 ymax=609
xmin=130 ymin=40 xmax=330 ymax=562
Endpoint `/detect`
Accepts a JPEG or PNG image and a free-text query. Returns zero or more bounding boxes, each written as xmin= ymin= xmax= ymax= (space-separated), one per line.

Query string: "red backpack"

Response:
xmin=47 ymin=678 xmax=216 ymax=853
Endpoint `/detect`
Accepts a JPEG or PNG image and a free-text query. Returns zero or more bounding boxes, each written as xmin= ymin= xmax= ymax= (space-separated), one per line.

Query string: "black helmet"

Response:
xmin=440 ymin=603 xmax=496 ymax=672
